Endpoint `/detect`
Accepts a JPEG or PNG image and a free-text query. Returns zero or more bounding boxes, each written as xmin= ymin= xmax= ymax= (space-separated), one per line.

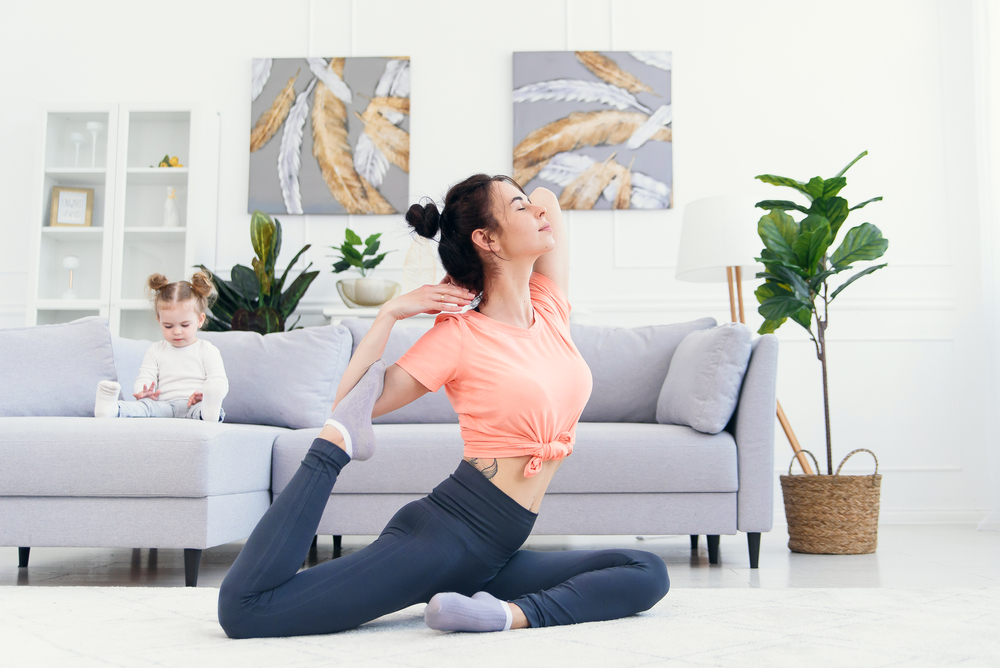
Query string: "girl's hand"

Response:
xmin=133 ymin=382 xmax=161 ymax=401
xmin=378 ymin=276 xmax=477 ymax=321
xmin=187 ymin=391 xmax=203 ymax=407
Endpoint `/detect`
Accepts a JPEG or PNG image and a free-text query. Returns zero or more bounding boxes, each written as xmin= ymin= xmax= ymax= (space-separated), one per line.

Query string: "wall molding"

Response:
xmin=573 ymin=296 xmax=956 ymax=313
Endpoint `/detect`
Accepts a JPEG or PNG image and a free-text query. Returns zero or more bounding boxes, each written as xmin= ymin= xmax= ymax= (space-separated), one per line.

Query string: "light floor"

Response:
xmin=3 ymin=524 xmax=998 ymax=589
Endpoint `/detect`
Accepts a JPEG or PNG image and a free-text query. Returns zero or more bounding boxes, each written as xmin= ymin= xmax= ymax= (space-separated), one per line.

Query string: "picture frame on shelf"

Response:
xmin=49 ymin=186 xmax=94 ymax=227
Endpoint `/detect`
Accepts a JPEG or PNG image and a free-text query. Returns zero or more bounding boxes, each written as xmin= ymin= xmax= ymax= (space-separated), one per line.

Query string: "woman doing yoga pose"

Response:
xmin=218 ymin=174 xmax=669 ymax=639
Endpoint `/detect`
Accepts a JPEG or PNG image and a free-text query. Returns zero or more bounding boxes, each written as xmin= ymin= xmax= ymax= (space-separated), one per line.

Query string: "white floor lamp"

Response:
xmin=676 ymin=196 xmax=814 ymax=475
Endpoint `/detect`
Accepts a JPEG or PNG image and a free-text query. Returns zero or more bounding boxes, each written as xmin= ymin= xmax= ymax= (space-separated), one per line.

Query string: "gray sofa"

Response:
xmin=0 ymin=315 xmax=777 ymax=586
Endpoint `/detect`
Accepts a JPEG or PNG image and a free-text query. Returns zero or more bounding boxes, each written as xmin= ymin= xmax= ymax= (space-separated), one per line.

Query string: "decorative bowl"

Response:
xmin=336 ymin=278 xmax=401 ymax=308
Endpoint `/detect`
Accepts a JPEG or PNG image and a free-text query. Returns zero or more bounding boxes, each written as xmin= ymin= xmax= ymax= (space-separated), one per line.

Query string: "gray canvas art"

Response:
xmin=249 ymin=57 xmax=409 ymax=215
xmin=513 ymin=51 xmax=672 ymax=210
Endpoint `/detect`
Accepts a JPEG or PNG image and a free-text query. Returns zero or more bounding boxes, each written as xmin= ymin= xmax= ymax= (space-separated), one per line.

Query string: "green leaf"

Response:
xmin=835 ymin=150 xmax=868 ymax=178
xmin=341 ymin=243 xmax=363 ymax=261
xmin=849 ymin=196 xmax=883 ymax=211
xmin=821 ymin=177 xmax=847 ymax=199
xmin=231 ymin=309 xmax=252 ymax=331
xmin=363 ymin=239 xmax=381 ymax=257
xmin=804 ymin=177 xmax=825 ymax=200
xmin=755 ymin=281 xmax=793 ymax=304
xmin=362 ymin=252 xmax=389 ymax=269
xmin=279 ymin=270 xmax=320 ymax=317
xmin=199 ymin=265 xmax=253 ymax=313
xmin=246 ymin=307 xmax=284 ymax=335
xmin=252 ymin=256 xmax=271 ymax=296
xmin=345 ymin=228 xmax=363 ymax=246
xmin=790 ymin=308 xmax=812 ymax=330
xmin=331 ymin=259 xmax=351 ymax=273
xmin=363 ymin=233 xmax=381 ymax=247
xmin=275 ymin=244 xmax=311 ymax=294
xmin=809 ymin=197 xmax=849 ymax=239
xmin=250 ymin=210 xmax=274 ymax=264
xmin=756 ymin=199 xmax=810 ymax=214
xmin=791 ymin=215 xmax=832 ymax=271
xmin=770 ymin=264 xmax=812 ymax=301
xmin=807 ymin=268 xmax=842 ymax=292
xmin=758 ymin=317 xmax=787 ymax=335
xmin=266 ymin=219 xmax=283 ymax=277
xmin=756 ymin=174 xmax=814 ymax=200
xmin=759 ymin=293 xmax=811 ymax=321
xmin=230 ymin=264 xmax=259 ymax=301
xmin=830 ymin=223 xmax=889 ymax=269
xmin=830 ymin=263 xmax=888 ymax=301
xmin=758 ymin=210 xmax=799 ymax=264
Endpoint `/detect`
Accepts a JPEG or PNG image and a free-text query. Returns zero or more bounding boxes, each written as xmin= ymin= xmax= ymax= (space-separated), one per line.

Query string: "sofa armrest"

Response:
xmin=732 ymin=334 xmax=778 ymax=533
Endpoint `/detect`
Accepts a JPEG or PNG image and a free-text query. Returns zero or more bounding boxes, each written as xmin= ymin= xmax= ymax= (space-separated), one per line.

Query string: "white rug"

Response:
xmin=2 ymin=587 xmax=997 ymax=668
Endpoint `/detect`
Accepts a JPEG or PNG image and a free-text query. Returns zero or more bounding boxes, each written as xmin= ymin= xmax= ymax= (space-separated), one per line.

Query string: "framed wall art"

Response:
xmin=49 ymin=186 xmax=94 ymax=227
xmin=249 ymin=56 xmax=410 ymax=215
xmin=513 ymin=51 xmax=672 ymax=210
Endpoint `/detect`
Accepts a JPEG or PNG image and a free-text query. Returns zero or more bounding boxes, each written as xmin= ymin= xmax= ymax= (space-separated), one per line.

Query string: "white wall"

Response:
xmin=1 ymin=0 xmax=996 ymax=524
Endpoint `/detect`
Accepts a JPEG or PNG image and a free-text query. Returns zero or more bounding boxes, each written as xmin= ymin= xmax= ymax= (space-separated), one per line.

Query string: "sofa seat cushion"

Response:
xmin=271 ymin=422 xmax=737 ymax=495
xmin=0 ymin=417 xmax=286 ymax=497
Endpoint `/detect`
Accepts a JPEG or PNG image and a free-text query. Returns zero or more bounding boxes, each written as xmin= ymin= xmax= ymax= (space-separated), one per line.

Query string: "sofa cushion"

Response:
xmin=657 ymin=323 xmax=753 ymax=434
xmin=341 ymin=318 xmax=458 ymax=424
xmin=200 ymin=324 xmax=352 ymax=429
xmin=112 ymin=335 xmax=154 ymax=401
xmin=0 ymin=417 xmax=285 ymax=497
xmin=271 ymin=422 xmax=737 ymax=495
xmin=0 ymin=316 xmax=117 ymax=417
xmin=572 ymin=318 xmax=717 ymax=423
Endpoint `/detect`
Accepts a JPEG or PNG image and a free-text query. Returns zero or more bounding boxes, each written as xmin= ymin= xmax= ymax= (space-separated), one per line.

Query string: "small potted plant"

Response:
xmin=754 ymin=151 xmax=888 ymax=555
xmin=330 ymin=228 xmax=399 ymax=307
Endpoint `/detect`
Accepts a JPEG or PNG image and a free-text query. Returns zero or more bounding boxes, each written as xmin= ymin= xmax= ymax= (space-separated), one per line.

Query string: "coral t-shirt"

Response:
xmin=395 ymin=272 xmax=593 ymax=478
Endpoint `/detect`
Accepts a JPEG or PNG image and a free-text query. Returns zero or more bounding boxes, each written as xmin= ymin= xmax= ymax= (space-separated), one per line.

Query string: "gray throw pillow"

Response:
xmin=573 ymin=318 xmax=717 ymax=423
xmin=111 ymin=336 xmax=153 ymax=401
xmin=0 ymin=316 xmax=117 ymax=417
xmin=341 ymin=318 xmax=458 ymax=424
xmin=200 ymin=324 xmax=352 ymax=429
xmin=656 ymin=323 xmax=753 ymax=434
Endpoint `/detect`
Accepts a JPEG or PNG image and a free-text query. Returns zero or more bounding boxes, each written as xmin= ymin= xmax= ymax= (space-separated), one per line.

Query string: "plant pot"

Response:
xmin=336 ymin=278 xmax=401 ymax=308
xmin=780 ymin=449 xmax=882 ymax=555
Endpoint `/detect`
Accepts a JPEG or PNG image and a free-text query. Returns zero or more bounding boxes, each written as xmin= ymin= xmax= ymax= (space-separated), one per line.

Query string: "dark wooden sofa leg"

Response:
xmin=333 ymin=535 xmax=342 ymax=558
xmin=18 ymin=547 xmax=30 ymax=568
xmin=747 ymin=532 xmax=761 ymax=569
xmin=184 ymin=549 xmax=202 ymax=587
xmin=690 ymin=535 xmax=698 ymax=550
xmin=707 ymin=535 xmax=720 ymax=564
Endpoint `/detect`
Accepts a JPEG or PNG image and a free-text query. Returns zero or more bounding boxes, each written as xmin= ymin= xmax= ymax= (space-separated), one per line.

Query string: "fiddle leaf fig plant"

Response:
xmin=754 ymin=151 xmax=888 ymax=475
xmin=330 ymin=228 xmax=393 ymax=278
xmin=199 ymin=210 xmax=319 ymax=334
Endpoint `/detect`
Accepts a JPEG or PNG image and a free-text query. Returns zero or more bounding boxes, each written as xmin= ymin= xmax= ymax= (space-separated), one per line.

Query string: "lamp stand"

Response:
xmin=727 ymin=266 xmax=814 ymax=475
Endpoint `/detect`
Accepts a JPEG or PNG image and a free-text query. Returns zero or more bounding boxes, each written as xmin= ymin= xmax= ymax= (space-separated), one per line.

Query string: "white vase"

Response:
xmin=336 ymin=278 xmax=401 ymax=307
xmin=163 ymin=187 xmax=181 ymax=227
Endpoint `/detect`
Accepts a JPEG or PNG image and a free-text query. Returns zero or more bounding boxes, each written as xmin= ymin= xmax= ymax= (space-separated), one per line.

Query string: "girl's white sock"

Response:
xmin=199 ymin=379 xmax=227 ymax=422
xmin=94 ymin=381 xmax=121 ymax=418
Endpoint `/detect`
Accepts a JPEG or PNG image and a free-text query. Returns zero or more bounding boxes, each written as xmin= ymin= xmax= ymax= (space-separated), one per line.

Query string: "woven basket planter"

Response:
xmin=780 ymin=449 xmax=881 ymax=554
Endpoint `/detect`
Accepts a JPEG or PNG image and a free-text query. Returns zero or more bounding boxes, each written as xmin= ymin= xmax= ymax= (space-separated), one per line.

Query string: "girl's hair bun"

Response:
xmin=405 ymin=201 xmax=440 ymax=239
xmin=147 ymin=273 xmax=170 ymax=292
xmin=188 ymin=271 xmax=217 ymax=303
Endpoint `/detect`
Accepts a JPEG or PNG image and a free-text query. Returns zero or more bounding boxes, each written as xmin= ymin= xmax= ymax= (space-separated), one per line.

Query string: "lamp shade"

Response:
xmin=676 ymin=196 xmax=764 ymax=283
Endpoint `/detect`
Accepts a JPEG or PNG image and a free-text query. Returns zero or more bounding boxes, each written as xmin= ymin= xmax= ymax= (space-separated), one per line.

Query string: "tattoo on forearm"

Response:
xmin=468 ymin=458 xmax=499 ymax=480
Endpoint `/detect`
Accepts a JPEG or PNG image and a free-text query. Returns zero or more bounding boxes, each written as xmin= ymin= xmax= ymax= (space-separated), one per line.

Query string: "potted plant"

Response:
xmin=754 ymin=150 xmax=888 ymax=554
xmin=330 ymin=228 xmax=399 ymax=307
xmin=199 ymin=210 xmax=319 ymax=334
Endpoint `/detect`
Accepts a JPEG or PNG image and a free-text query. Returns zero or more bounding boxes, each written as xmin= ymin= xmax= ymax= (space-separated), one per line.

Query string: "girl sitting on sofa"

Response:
xmin=94 ymin=272 xmax=228 ymax=421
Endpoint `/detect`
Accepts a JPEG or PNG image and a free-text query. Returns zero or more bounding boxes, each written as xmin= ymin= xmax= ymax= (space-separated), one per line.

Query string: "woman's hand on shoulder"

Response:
xmin=379 ymin=276 xmax=477 ymax=321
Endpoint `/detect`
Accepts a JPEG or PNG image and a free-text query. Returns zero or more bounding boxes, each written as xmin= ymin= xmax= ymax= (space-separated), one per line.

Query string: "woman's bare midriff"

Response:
xmin=463 ymin=455 xmax=563 ymax=513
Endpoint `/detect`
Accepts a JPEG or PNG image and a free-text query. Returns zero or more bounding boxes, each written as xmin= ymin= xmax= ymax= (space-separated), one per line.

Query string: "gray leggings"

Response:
xmin=116 ymin=398 xmax=224 ymax=421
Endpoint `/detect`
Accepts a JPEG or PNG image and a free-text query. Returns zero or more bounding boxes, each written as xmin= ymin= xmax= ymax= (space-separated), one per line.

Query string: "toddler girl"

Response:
xmin=94 ymin=272 xmax=229 ymax=421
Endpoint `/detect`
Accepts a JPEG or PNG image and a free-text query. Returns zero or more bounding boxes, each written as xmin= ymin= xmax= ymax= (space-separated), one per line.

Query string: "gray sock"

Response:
xmin=94 ymin=380 xmax=121 ymax=418
xmin=327 ymin=359 xmax=385 ymax=461
xmin=424 ymin=591 xmax=513 ymax=633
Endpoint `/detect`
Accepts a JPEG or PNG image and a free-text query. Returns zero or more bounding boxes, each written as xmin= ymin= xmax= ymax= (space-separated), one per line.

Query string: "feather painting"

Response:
xmin=248 ymin=56 xmax=409 ymax=214
xmin=401 ymin=235 xmax=438 ymax=294
xmin=250 ymin=73 xmax=297 ymax=152
xmin=513 ymin=51 xmax=672 ymax=209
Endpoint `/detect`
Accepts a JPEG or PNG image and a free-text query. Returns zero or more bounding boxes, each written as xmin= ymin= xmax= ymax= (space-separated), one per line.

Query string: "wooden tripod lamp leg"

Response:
xmin=728 ymin=266 xmax=814 ymax=475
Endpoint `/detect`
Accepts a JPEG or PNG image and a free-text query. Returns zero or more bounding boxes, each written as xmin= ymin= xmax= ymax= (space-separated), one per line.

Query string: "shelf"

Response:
xmin=118 ymin=299 xmax=153 ymax=310
xmin=127 ymin=167 xmax=188 ymax=185
xmin=36 ymin=299 xmax=103 ymax=310
xmin=124 ymin=227 xmax=186 ymax=242
xmin=41 ymin=227 xmax=104 ymax=241
xmin=44 ymin=168 xmax=107 ymax=185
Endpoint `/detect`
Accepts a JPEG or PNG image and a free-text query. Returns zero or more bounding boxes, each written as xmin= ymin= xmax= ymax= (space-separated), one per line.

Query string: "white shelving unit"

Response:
xmin=28 ymin=105 xmax=213 ymax=339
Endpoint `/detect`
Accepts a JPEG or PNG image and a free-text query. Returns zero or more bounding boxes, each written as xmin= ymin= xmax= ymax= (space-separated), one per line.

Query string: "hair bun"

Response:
xmin=405 ymin=201 xmax=440 ymax=239
xmin=147 ymin=273 xmax=170 ymax=292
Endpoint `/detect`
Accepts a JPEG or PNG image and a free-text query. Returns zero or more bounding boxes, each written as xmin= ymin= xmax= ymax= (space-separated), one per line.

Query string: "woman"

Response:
xmin=218 ymin=174 xmax=669 ymax=639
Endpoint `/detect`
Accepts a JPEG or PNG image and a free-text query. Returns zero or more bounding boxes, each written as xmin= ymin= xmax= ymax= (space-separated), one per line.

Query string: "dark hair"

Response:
xmin=405 ymin=174 xmax=525 ymax=306
xmin=147 ymin=271 xmax=217 ymax=323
